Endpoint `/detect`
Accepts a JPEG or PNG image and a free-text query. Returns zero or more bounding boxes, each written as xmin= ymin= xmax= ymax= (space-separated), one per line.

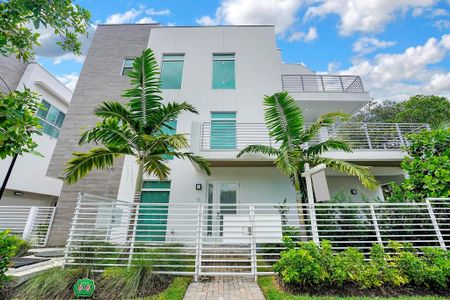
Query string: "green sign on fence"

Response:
xmin=73 ymin=278 xmax=95 ymax=298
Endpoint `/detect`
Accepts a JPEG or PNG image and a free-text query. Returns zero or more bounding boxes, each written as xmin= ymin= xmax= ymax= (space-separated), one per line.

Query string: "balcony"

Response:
xmin=282 ymin=74 xmax=366 ymax=93
xmin=197 ymin=122 xmax=429 ymax=163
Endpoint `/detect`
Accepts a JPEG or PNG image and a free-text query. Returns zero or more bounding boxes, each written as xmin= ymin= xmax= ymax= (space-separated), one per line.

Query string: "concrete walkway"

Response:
xmin=183 ymin=276 xmax=265 ymax=300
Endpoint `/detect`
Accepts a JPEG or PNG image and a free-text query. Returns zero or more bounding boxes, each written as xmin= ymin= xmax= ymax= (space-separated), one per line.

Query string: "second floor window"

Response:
xmin=212 ymin=54 xmax=235 ymax=89
xmin=122 ymin=58 xmax=134 ymax=76
xmin=36 ymin=100 xmax=65 ymax=139
xmin=161 ymin=54 xmax=184 ymax=89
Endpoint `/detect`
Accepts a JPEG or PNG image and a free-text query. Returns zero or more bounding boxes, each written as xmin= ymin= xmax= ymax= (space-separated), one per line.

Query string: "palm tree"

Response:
xmin=64 ymin=48 xmax=210 ymax=196
xmin=237 ymin=92 xmax=379 ymax=228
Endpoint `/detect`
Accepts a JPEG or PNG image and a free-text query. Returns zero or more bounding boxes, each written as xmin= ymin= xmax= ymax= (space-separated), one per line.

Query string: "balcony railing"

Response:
xmin=200 ymin=122 xmax=429 ymax=151
xmin=282 ymin=74 xmax=365 ymax=93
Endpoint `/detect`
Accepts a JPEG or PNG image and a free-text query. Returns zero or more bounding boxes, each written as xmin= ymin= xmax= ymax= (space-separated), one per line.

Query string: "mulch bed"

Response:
xmin=276 ymin=277 xmax=450 ymax=298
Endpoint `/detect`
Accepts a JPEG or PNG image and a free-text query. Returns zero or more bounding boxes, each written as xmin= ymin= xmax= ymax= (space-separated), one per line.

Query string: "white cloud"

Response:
xmin=338 ymin=34 xmax=450 ymax=100
xmin=306 ymin=0 xmax=437 ymax=36
xmin=435 ymin=19 xmax=450 ymax=30
xmin=136 ymin=16 xmax=157 ymax=24
xmin=105 ymin=7 xmax=144 ymax=24
xmin=288 ymin=27 xmax=318 ymax=42
xmin=196 ymin=0 xmax=304 ymax=35
xmin=431 ymin=8 xmax=449 ymax=17
xmin=353 ymin=37 xmax=396 ymax=56
xmin=57 ymin=73 xmax=79 ymax=91
xmin=145 ymin=8 xmax=171 ymax=16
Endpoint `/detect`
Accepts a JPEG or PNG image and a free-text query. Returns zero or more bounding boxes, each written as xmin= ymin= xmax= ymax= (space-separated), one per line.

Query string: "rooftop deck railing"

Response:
xmin=200 ymin=122 xmax=429 ymax=152
xmin=282 ymin=74 xmax=366 ymax=93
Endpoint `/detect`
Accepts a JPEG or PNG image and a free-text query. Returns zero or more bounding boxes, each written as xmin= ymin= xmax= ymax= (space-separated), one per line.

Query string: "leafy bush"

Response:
xmin=0 ymin=231 xmax=28 ymax=287
xmin=275 ymin=240 xmax=450 ymax=290
xmin=386 ymin=128 xmax=450 ymax=202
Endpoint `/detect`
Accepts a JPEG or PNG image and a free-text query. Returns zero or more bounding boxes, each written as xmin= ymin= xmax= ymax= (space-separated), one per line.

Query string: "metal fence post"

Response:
xmin=363 ymin=123 xmax=372 ymax=149
xmin=43 ymin=207 xmax=56 ymax=247
xmin=369 ymin=205 xmax=382 ymax=245
xmin=250 ymin=205 xmax=257 ymax=281
xmin=22 ymin=206 xmax=38 ymax=241
xmin=426 ymin=199 xmax=446 ymax=249
xmin=194 ymin=204 xmax=203 ymax=282
xmin=309 ymin=203 xmax=320 ymax=245
xmin=395 ymin=123 xmax=405 ymax=147
xmin=128 ymin=201 xmax=140 ymax=267
xmin=64 ymin=193 xmax=83 ymax=267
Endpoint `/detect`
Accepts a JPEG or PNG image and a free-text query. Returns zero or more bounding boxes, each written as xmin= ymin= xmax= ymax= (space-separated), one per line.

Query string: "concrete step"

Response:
xmin=27 ymin=247 xmax=65 ymax=257
xmin=6 ymin=257 xmax=64 ymax=287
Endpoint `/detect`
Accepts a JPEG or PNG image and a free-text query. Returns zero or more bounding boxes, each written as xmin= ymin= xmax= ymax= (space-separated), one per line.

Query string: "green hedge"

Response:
xmin=274 ymin=240 xmax=450 ymax=289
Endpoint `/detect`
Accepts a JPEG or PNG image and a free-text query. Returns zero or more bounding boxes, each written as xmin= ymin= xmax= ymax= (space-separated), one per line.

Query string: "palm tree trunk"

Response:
xmin=127 ymin=163 xmax=144 ymax=266
xmin=294 ymin=172 xmax=307 ymax=241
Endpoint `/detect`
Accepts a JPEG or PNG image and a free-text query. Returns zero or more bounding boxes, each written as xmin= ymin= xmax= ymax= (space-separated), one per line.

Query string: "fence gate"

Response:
xmin=64 ymin=194 xmax=450 ymax=279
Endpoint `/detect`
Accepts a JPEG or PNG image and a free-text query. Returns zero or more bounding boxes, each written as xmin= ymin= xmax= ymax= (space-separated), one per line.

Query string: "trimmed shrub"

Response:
xmin=0 ymin=231 xmax=28 ymax=287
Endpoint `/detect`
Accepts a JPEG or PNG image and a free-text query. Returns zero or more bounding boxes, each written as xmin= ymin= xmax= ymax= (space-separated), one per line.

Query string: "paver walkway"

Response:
xmin=183 ymin=276 xmax=265 ymax=300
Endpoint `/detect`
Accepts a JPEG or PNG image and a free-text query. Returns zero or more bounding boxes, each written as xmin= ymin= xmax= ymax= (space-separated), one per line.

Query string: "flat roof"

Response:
xmin=97 ymin=24 xmax=275 ymax=28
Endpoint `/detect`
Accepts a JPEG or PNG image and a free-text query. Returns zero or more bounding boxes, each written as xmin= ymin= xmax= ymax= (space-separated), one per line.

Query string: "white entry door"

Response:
xmin=206 ymin=181 xmax=239 ymax=239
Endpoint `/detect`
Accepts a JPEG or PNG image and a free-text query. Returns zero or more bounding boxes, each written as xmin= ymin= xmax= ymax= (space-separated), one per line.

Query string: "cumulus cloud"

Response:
xmin=288 ymin=27 xmax=318 ymax=42
xmin=57 ymin=73 xmax=79 ymax=91
xmin=136 ymin=16 xmax=157 ymax=24
xmin=105 ymin=7 xmax=144 ymax=24
xmin=435 ymin=19 xmax=450 ymax=30
xmin=338 ymin=34 xmax=450 ymax=100
xmin=196 ymin=0 xmax=304 ymax=35
xmin=306 ymin=0 xmax=437 ymax=36
xmin=353 ymin=37 xmax=396 ymax=56
xmin=145 ymin=8 xmax=171 ymax=16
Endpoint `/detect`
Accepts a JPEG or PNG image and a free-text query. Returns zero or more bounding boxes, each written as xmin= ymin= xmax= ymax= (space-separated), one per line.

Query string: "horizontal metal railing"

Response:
xmin=200 ymin=122 xmax=429 ymax=151
xmin=282 ymin=74 xmax=365 ymax=93
xmin=0 ymin=206 xmax=56 ymax=247
xmin=64 ymin=194 xmax=449 ymax=279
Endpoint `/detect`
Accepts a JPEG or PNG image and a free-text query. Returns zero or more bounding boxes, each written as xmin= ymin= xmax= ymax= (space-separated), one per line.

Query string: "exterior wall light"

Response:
xmin=195 ymin=184 xmax=202 ymax=191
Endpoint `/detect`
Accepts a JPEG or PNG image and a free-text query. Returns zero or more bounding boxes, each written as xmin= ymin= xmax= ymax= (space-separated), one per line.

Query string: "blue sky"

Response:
xmin=35 ymin=0 xmax=450 ymax=101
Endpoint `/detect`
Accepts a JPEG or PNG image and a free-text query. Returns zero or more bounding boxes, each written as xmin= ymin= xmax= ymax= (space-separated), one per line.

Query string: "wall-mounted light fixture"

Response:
xmin=195 ymin=184 xmax=202 ymax=191
xmin=13 ymin=191 xmax=24 ymax=196
xmin=350 ymin=189 xmax=358 ymax=195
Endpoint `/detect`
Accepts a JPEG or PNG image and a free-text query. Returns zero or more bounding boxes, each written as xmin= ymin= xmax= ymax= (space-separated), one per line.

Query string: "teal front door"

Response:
xmin=136 ymin=181 xmax=170 ymax=242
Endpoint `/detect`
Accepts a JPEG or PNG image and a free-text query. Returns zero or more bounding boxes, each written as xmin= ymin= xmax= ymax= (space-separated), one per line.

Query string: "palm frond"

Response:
xmin=123 ymin=49 xmax=162 ymax=126
xmin=64 ymin=147 xmax=126 ymax=184
xmin=79 ymin=119 xmax=137 ymax=151
xmin=174 ymin=152 xmax=211 ymax=175
xmin=94 ymin=101 xmax=137 ymax=131
xmin=274 ymin=150 xmax=301 ymax=177
xmin=236 ymin=144 xmax=280 ymax=158
xmin=301 ymin=112 xmax=349 ymax=143
xmin=149 ymin=102 xmax=198 ymax=133
xmin=142 ymin=156 xmax=171 ymax=180
xmin=263 ymin=92 xmax=303 ymax=149
xmin=311 ymin=157 xmax=379 ymax=190
xmin=305 ymin=139 xmax=352 ymax=156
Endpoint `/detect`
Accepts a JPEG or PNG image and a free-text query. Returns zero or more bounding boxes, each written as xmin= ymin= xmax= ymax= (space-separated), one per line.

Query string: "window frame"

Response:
xmin=160 ymin=54 xmax=185 ymax=89
xmin=121 ymin=57 xmax=135 ymax=76
xmin=212 ymin=53 xmax=236 ymax=90
xmin=36 ymin=100 xmax=65 ymax=139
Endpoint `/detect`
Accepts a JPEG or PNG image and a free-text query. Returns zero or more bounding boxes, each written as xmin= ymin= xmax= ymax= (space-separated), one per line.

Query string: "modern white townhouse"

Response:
xmin=46 ymin=24 xmax=428 ymax=246
xmin=0 ymin=57 xmax=72 ymax=206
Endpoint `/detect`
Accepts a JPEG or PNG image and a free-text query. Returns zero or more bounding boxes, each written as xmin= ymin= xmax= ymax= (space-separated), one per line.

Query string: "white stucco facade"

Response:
xmin=0 ymin=62 xmax=72 ymax=206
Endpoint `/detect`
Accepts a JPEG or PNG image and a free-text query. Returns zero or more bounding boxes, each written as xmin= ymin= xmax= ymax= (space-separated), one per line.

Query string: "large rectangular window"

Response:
xmin=137 ymin=181 xmax=171 ymax=242
xmin=161 ymin=54 xmax=184 ymax=89
xmin=210 ymin=112 xmax=236 ymax=150
xmin=212 ymin=54 xmax=235 ymax=89
xmin=36 ymin=100 xmax=65 ymax=139
xmin=121 ymin=58 xmax=134 ymax=76
xmin=161 ymin=120 xmax=177 ymax=160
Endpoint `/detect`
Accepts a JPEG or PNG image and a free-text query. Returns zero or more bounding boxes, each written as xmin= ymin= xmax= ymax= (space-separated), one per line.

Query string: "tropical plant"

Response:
xmin=0 ymin=231 xmax=28 ymax=287
xmin=64 ymin=48 xmax=210 ymax=194
xmin=237 ymin=92 xmax=378 ymax=223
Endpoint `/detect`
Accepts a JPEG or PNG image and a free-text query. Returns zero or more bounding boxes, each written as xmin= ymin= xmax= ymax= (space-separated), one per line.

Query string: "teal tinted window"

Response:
xmin=161 ymin=120 xmax=177 ymax=160
xmin=212 ymin=54 xmax=235 ymax=89
xmin=137 ymin=181 xmax=171 ymax=241
xmin=161 ymin=55 xmax=184 ymax=89
xmin=211 ymin=112 xmax=236 ymax=150
xmin=36 ymin=100 xmax=64 ymax=139
xmin=122 ymin=58 xmax=134 ymax=75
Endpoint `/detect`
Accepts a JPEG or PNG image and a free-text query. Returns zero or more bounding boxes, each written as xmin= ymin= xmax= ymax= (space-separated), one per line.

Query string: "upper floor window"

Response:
xmin=160 ymin=54 xmax=185 ymax=89
xmin=212 ymin=54 xmax=235 ymax=89
xmin=36 ymin=100 xmax=65 ymax=139
xmin=122 ymin=58 xmax=134 ymax=76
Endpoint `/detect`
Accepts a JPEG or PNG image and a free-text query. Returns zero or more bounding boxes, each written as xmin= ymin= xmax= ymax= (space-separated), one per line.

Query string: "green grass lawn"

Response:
xmin=138 ymin=277 xmax=191 ymax=300
xmin=257 ymin=276 xmax=447 ymax=300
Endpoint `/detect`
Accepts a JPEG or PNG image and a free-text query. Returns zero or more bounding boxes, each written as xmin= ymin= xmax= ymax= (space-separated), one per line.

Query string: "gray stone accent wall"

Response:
xmin=47 ymin=24 xmax=152 ymax=246
xmin=0 ymin=56 xmax=28 ymax=93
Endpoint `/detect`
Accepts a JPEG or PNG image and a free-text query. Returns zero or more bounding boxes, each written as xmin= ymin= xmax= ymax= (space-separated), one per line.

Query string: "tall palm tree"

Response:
xmin=237 ymin=92 xmax=379 ymax=227
xmin=64 ymin=48 xmax=210 ymax=196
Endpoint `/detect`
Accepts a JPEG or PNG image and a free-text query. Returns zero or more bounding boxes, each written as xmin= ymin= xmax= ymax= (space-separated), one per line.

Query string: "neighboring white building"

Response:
xmin=0 ymin=61 xmax=72 ymax=206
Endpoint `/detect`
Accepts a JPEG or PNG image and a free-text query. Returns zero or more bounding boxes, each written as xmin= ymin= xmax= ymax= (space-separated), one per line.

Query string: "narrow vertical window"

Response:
xmin=121 ymin=58 xmax=134 ymax=76
xmin=212 ymin=54 xmax=235 ymax=89
xmin=161 ymin=120 xmax=177 ymax=160
xmin=210 ymin=112 xmax=236 ymax=150
xmin=160 ymin=54 xmax=184 ymax=89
